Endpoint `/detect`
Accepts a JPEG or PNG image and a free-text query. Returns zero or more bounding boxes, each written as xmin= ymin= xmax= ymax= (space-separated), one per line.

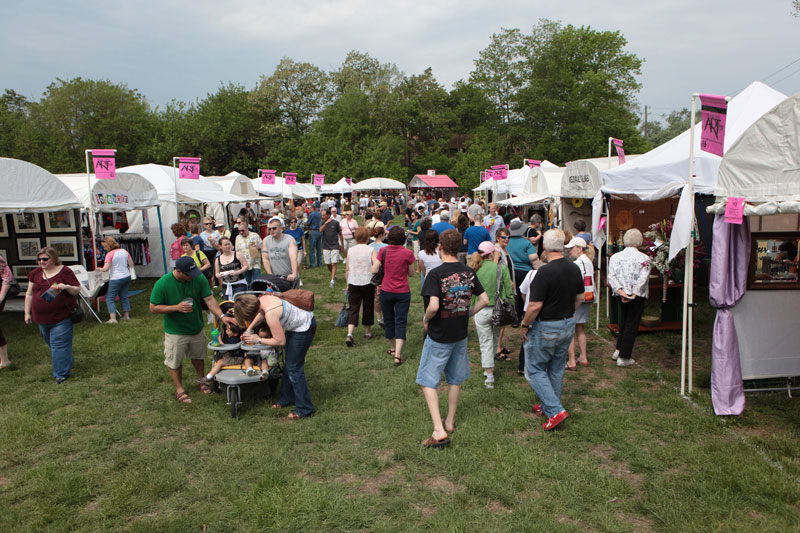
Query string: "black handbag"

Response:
xmin=70 ymin=304 xmax=86 ymax=324
xmin=491 ymin=261 xmax=517 ymax=327
xmin=4 ymin=278 xmax=21 ymax=300
xmin=370 ymin=247 xmax=386 ymax=286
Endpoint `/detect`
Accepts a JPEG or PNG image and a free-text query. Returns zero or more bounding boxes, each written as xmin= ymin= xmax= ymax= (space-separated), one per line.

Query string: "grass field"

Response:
xmin=1 ymin=243 xmax=799 ymax=531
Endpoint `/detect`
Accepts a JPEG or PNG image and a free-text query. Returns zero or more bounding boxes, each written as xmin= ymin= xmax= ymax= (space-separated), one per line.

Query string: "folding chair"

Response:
xmin=68 ymin=265 xmax=106 ymax=324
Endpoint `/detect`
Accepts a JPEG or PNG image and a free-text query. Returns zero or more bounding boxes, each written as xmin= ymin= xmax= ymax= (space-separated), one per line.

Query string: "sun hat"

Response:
xmin=508 ymin=217 xmax=526 ymax=237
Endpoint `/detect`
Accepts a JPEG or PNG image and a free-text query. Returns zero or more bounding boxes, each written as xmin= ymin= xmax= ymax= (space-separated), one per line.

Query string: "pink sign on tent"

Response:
xmin=313 ymin=174 xmax=325 ymax=186
xmin=345 ymin=178 xmax=352 ymax=186
xmin=724 ymin=197 xmax=745 ymax=224
xmin=178 ymin=157 xmax=200 ymax=180
xmin=260 ymin=169 xmax=276 ymax=185
xmin=91 ymin=149 xmax=116 ymax=180
xmin=480 ymin=171 xmax=487 ymax=182
xmin=598 ymin=216 xmax=607 ymax=230
xmin=284 ymin=172 xmax=297 ymax=185
xmin=612 ymin=138 xmax=626 ymax=164
xmin=527 ymin=159 xmax=541 ymax=168
xmin=699 ymin=93 xmax=728 ymax=157
xmin=491 ymin=165 xmax=508 ymax=180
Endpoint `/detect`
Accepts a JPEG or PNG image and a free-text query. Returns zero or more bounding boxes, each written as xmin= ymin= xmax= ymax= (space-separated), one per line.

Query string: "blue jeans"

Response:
xmin=308 ymin=230 xmax=323 ymax=267
xmin=380 ymin=291 xmax=411 ymax=340
xmin=523 ymin=318 xmax=575 ymax=418
xmin=244 ymin=268 xmax=261 ymax=290
xmin=39 ymin=318 xmax=74 ymax=379
xmin=277 ymin=318 xmax=316 ymax=417
xmin=106 ymin=276 xmax=131 ymax=315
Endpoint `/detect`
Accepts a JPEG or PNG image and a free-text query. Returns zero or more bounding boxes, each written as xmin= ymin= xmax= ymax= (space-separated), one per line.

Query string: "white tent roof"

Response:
xmin=600 ymin=81 xmax=787 ymax=201
xmin=320 ymin=177 xmax=353 ymax=194
xmin=56 ymin=173 xmax=160 ymax=212
xmin=118 ymin=163 xmax=243 ymax=204
xmin=352 ymin=177 xmax=407 ymax=191
xmin=250 ymin=177 xmax=320 ymax=199
xmin=709 ymin=91 xmax=800 ymax=216
xmin=496 ymin=166 xmax=551 ymax=206
xmin=0 ymin=157 xmax=82 ymax=213
xmin=205 ymin=171 xmax=262 ymax=201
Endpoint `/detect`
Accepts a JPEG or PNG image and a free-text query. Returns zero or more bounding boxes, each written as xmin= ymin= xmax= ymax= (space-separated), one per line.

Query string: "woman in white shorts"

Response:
xmin=565 ymin=237 xmax=593 ymax=370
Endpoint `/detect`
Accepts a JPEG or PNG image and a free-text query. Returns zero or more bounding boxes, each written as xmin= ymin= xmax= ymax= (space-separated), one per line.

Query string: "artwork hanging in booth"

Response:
xmin=46 ymin=236 xmax=79 ymax=262
xmin=44 ymin=210 xmax=76 ymax=233
xmin=17 ymin=238 xmax=42 ymax=260
xmin=13 ymin=213 xmax=41 ymax=234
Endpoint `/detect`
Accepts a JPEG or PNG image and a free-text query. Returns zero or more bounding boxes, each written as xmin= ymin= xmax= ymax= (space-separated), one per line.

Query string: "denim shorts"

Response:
xmin=415 ymin=337 xmax=470 ymax=388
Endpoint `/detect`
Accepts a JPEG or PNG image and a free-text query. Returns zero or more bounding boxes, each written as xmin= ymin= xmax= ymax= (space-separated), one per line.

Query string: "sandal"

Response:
xmin=272 ymin=403 xmax=285 ymax=409
xmin=175 ymin=391 xmax=192 ymax=404
xmin=0 ymin=363 xmax=10 ymax=370
xmin=287 ymin=412 xmax=301 ymax=421
xmin=393 ymin=356 xmax=403 ymax=366
xmin=565 ymin=363 xmax=578 ymax=372
xmin=197 ymin=381 xmax=212 ymax=394
xmin=494 ymin=352 xmax=511 ymax=361
xmin=364 ymin=333 xmax=374 ymax=340
xmin=386 ymin=349 xmax=396 ymax=356
xmin=346 ymin=334 xmax=355 ymax=347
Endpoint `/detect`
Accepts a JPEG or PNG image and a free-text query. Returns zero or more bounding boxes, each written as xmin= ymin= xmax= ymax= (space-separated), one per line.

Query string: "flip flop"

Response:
xmin=565 ymin=363 xmax=578 ymax=372
xmin=422 ymin=435 xmax=450 ymax=448
xmin=578 ymin=359 xmax=589 ymax=367
xmin=287 ymin=412 xmax=301 ymax=421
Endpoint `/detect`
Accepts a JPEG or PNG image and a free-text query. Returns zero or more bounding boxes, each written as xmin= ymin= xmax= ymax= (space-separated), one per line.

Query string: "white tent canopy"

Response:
xmin=0 ymin=157 xmax=82 ymax=213
xmin=56 ymin=173 xmax=160 ymax=212
xmin=120 ymin=164 xmax=244 ymax=204
xmin=710 ymin=92 xmax=800 ymax=216
xmin=206 ymin=171 xmax=262 ymax=201
xmin=352 ymin=177 xmax=407 ymax=191
xmin=320 ymin=177 xmax=353 ymax=195
xmin=250 ymin=177 xmax=320 ymax=199
xmin=600 ymin=81 xmax=787 ymax=202
xmin=496 ymin=166 xmax=551 ymax=206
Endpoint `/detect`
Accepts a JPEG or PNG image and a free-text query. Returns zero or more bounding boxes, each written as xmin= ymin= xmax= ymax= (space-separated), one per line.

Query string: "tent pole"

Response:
xmin=681 ymin=94 xmax=699 ymax=397
xmin=172 ymin=157 xmax=180 ymax=221
xmin=688 ymin=218 xmax=696 ymax=393
xmin=157 ymin=205 xmax=167 ymax=275
xmin=607 ymin=138 xmax=613 ymax=169
xmin=84 ymin=150 xmax=98 ymax=270
xmin=606 ymin=200 xmax=611 ymax=318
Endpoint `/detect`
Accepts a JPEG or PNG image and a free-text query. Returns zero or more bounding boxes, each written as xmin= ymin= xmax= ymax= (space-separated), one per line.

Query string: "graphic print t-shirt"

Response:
xmin=421 ymin=262 xmax=484 ymax=344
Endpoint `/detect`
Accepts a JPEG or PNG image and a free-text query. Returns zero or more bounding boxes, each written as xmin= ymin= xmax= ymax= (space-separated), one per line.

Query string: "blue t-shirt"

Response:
xmin=285 ymin=227 xmax=304 ymax=249
xmin=431 ymin=222 xmax=456 ymax=235
xmin=506 ymin=236 xmax=536 ymax=272
xmin=576 ymin=232 xmax=592 ymax=245
xmin=463 ymin=225 xmax=491 ymax=255
xmin=307 ymin=210 xmax=321 ymax=231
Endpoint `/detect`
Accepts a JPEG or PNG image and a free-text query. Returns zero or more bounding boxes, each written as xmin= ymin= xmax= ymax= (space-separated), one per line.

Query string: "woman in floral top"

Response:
xmin=607 ymin=229 xmax=651 ymax=367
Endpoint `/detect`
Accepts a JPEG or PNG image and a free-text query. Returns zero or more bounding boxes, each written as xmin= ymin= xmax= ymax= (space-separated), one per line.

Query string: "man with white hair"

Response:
xmin=431 ymin=210 xmax=456 ymax=235
xmin=519 ymin=228 xmax=584 ymax=431
xmin=483 ymin=203 xmax=505 ymax=242
xmin=261 ymin=217 xmax=298 ymax=281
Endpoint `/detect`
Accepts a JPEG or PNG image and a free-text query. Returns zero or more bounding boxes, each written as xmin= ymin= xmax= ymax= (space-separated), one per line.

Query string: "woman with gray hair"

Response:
xmin=607 ymin=228 xmax=651 ymax=367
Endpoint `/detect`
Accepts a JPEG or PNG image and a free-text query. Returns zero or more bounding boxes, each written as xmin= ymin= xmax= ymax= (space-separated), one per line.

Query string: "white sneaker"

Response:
xmin=245 ymin=367 xmax=257 ymax=376
xmin=329 ymin=279 xmax=335 ymax=288
xmin=616 ymin=357 xmax=635 ymax=367
xmin=298 ymin=280 xmax=303 ymax=287
xmin=483 ymin=371 xmax=495 ymax=389
xmin=612 ymin=349 xmax=620 ymax=361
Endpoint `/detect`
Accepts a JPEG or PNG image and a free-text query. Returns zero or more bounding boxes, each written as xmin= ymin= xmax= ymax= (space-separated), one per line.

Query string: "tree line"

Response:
xmin=1 ymin=20 xmax=676 ymax=193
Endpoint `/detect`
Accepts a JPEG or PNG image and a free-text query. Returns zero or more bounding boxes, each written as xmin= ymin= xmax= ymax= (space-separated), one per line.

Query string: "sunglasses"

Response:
xmin=36 ymin=257 xmax=50 ymax=262
xmin=204 ymin=222 xmax=213 ymax=226
xmin=268 ymin=227 xmax=280 ymax=231
xmin=498 ymin=236 xmax=510 ymax=240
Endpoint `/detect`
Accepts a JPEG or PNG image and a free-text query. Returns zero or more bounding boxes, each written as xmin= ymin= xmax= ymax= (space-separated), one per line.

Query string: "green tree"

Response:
xmin=0 ymin=89 xmax=32 ymax=160
xmin=646 ymin=108 xmax=694 ymax=147
xmin=468 ymin=28 xmax=524 ymax=123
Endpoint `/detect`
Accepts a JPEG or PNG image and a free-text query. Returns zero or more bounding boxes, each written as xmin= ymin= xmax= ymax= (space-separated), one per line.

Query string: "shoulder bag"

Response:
xmin=491 ymin=261 xmax=517 ymax=327
xmin=371 ymin=247 xmax=386 ymax=286
xmin=579 ymin=259 xmax=595 ymax=303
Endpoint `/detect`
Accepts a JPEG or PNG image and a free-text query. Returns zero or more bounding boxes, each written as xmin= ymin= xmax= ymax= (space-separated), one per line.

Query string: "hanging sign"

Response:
xmin=480 ymin=171 xmax=487 ymax=182
xmin=724 ymin=197 xmax=745 ymax=224
xmin=526 ymin=159 xmax=541 ymax=168
xmin=612 ymin=138 xmax=626 ymax=164
xmin=284 ymin=172 xmax=297 ymax=185
xmin=313 ymin=174 xmax=325 ymax=186
xmin=345 ymin=177 xmax=352 ymax=186
xmin=260 ymin=169 xmax=276 ymax=185
xmin=178 ymin=157 xmax=201 ymax=180
xmin=699 ymin=93 xmax=728 ymax=157
xmin=491 ymin=164 xmax=508 ymax=180
xmin=91 ymin=149 xmax=116 ymax=180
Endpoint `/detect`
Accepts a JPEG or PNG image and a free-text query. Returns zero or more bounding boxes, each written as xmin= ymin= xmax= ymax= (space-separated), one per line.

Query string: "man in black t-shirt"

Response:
xmin=417 ymin=230 xmax=489 ymax=448
xmin=519 ymin=228 xmax=584 ymax=432
xmin=321 ymin=209 xmax=344 ymax=288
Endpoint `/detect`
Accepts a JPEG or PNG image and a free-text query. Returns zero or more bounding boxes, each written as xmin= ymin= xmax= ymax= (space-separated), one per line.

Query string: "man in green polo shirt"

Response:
xmin=150 ymin=256 xmax=235 ymax=404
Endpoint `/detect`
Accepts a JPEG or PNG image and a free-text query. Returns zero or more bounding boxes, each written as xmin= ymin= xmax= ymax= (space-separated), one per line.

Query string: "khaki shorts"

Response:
xmin=323 ymin=248 xmax=341 ymax=264
xmin=164 ymin=331 xmax=207 ymax=370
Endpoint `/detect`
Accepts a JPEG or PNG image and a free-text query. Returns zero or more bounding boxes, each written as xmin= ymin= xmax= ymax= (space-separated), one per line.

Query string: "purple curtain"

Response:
xmin=708 ymin=215 xmax=750 ymax=415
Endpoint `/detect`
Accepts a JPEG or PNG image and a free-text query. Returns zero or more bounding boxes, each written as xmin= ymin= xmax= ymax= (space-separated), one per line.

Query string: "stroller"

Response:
xmin=210 ymin=299 xmax=284 ymax=418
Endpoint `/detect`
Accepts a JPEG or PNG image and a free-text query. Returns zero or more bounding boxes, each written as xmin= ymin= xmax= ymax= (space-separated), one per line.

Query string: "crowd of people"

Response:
xmin=2 ymin=191 xmax=653 ymax=447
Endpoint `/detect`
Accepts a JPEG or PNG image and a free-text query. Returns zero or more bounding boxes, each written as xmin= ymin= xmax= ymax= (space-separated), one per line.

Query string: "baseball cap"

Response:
xmin=478 ymin=241 xmax=495 ymax=256
xmin=268 ymin=216 xmax=285 ymax=228
xmin=565 ymin=237 xmax=587 ymax=249
xmin=214 ymin=221 xmax=224 ymax=228
xmin=175 ymin=256 xmax=202 ymax=278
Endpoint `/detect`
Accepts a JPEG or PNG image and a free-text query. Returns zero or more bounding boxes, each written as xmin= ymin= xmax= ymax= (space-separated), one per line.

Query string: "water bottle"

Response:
xmin=210 ymin=328 xmax=220 ymax=347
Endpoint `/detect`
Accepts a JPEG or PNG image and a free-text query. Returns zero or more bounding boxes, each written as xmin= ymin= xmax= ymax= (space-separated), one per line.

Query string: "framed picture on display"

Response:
xmin=0 ymin=249 xmax=6 ymax=263
xmin=0 ymin=214 xmax=7 ymax=237
xmin=44 ymin=211 xmax=76 ymax=232
xmin=46 ymin=236 xmax=79 ymax=262
xmin=17 ymin=238 xmax=42 ymax=261
xmin=13 ymin=265 xmax=37 ymax=280
xmin=12 ymin=213 xmax=41 ymax=234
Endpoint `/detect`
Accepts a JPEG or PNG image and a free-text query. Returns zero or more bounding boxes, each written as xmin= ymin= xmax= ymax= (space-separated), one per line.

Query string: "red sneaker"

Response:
xmin=532 ymin=404 xmax=544 ymax=417
xmin=542 ymin=410 xmax=569 ymax=431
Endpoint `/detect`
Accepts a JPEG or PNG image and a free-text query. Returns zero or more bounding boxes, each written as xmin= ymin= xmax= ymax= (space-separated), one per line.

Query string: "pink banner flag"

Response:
xmin=699 ymin=94 xmax=728 ymax=157
xmin=91 ymin=149 xmax=116 ymax=180
xmin=480 ymin=171 xmax=487 ymax=182
xmin=526 ymin=159 xmax=541 ymax=168
xmin=260 ymin=169 xmax=276 ymax=185
xmin=313 ymin=174 xmax=325 ymax=186
xmin=345 ymin=178 xmax=352 ymax=186
xmin=491 ymin=164 xmax=508 ymax=180
xmin=612 ymin=138 xmax=626 ymax=164
xmin=724 ymin=197 xmax=745 ymax=224
xmin=178 ymin=157 xmax=201 ymax=180
xmin=284 ymin=172 xmax=297 ymax=185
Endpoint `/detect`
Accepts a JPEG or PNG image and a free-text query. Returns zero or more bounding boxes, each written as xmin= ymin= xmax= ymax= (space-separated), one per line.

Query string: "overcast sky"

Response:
xmin=2 ymin=0 xmax=799 ymax=123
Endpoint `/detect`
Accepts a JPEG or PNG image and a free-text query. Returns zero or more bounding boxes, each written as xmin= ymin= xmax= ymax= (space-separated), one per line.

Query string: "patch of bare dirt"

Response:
xmin=426 ymin=474 xmax=464 ymax=495
xmin=615 ymin=511 xmax=655 ymax=532
xmin=590 ymin=445 xmax=644 ymax=492
xmin=487 ymin=500 xmax=512 ymax=514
